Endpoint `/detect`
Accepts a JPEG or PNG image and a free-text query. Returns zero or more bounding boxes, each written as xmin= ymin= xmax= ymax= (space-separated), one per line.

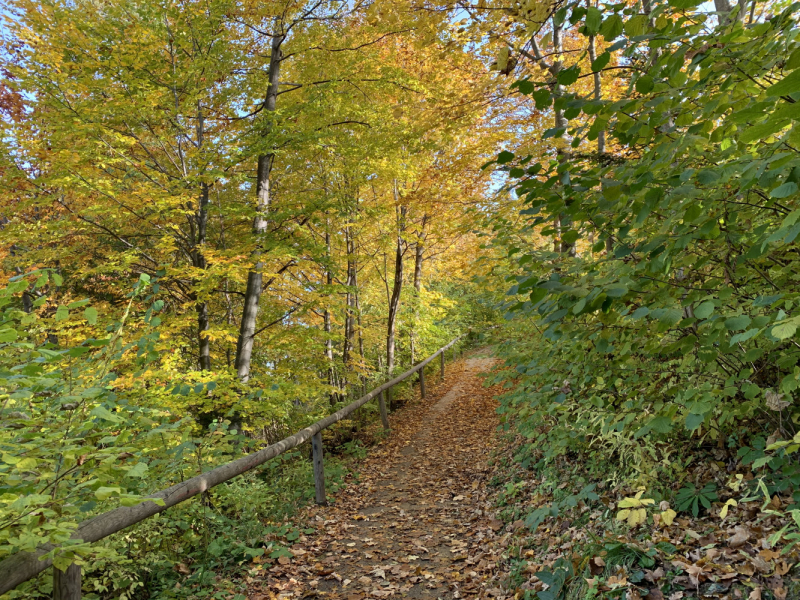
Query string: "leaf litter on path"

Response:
xmin=245 ymin=353 xmax=510 ymax=600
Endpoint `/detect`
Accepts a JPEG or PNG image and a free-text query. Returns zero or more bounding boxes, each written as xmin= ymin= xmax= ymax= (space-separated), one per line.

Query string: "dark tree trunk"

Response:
xmin=409 ymin=214 xmax=428 ymax=364
xmin=190 ymin=101 xmax=211 ymax=371
xmin=386 ymin=198 xmax=407 ymax=377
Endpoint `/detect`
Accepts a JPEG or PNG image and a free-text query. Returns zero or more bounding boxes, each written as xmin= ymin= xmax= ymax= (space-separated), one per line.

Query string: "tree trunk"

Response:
xmin=587 ymin=0 xmax=606 ymax=256
xmin=323 ymin=222 xmax=335 ymax=404
xmin=342 ymin=223 xmax=357 ymax=370
xmin=386 ymin=194 xmax=406 ymax=376
xmin=550 ymin=18 xmax=575 ymax=257
xmin=356 ymin=288 xmax=364 ymax=370
xmin=409 ymin=214 xmax=427 ymax=364
xmin=234 ymin=29 xmax=284 ymax=383
xmin=192 ymin=101 xmax=211 ymax=371
xmin=586 ymin=6 xmax=605 ymax=156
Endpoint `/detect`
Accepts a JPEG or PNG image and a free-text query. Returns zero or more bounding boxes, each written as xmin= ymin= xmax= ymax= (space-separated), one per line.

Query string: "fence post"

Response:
xmin=378 ymin=390 xmax=390 ymax=431
xmin=54 ymin=564 xmax=81 ymax=600
xmin=312 ymin=432 xmax=326 ymax=505
xmin=419 ymin=366 xmax=426 ymax=399
xmin=440 ymin=351 xmax=445 ymax=380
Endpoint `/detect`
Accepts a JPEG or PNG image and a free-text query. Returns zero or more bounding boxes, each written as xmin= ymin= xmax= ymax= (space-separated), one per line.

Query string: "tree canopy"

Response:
xmin=2 ymin=0 xmax=800 ymax=596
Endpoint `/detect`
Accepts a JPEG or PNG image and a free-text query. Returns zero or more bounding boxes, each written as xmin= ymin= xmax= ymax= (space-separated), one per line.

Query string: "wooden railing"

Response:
xmin=0 ymin=335 xmax=466 ymax=599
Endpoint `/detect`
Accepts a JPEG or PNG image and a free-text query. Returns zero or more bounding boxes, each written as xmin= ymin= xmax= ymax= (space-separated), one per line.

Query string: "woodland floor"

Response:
xmin=246 ymin=349 xmax=512 ymax=600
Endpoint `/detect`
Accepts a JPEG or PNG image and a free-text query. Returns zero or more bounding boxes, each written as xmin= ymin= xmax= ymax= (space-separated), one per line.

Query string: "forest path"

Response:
xmin=248 ymin=349 xmax=510 ymax=600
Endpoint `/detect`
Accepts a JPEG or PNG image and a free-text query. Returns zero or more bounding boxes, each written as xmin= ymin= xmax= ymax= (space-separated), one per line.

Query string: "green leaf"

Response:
xmin=606 ymin=286 xmax=627 ymax=298
xmin=658 ymin=309 xmax=682 ymax=327
xmin=530 ymin=287 xmax=547 ymax=304
xmin=696 ymin=170 xmax=720 ymax=185
xmin=787 ymin=47 xmax=800 ymax=71
xmin=649 ymin=416 xmax=673 ymax=434
xmin=66 ymin=346 xmax=91 ymax=357
xmin=767 ymin=69 xmax=800 ymax=97
xmin=557 ymin=66 xmax=581 ymax=86
xmin=725 ymin=315 xmax=751 ymax=331
xmin=635 ymin=75 xmax=654 ymax=94
xmin=0 ymin=328 xmax=18 ymax=343
xmin=517 ymin=80 xmax=535 ymax=95
xmin=84 ymin=307 xmax=98 ymax=325
xmin=685 ymin=413 xmax=705 ymax=431
xmin=694 ymin=302 xmax=714 ymax=319
xmin=532 ymin=89 xmax=551 ymax=109
xmin=91 ymin=405 xmax=122 ymax=423
xmin=751 ymin=456 xmax=773 ymax=469
xmin=55 ymin=306 xmax=69 ymax=321
xmin=585 ymin=7 xmax=602 ymax=34
xmin=772 ymin=322 xmax=797 ymax=340
xmin=599 ymin=15 xmax=623 ymax=40
xmin=624 ymin=15 xmax=648 ymax=37
xmin=591 ymin=51 xmax=611 ymax=72
xmin=125 ymin=463 xmax=149 ymax=478
xmin=669 ymin=0 xmax=703 ymax=7
xmin=67 ymin=298 xmax=90 ymax=309
xmin=497 ymin=151 xmax=515 ymax=164
xmin=731 ymin=329 xmax=760 ymax=345
xmin=770 ymin=182 xmax=798 ymax=199
xmin=95 ymin=486 xmax=121 ymax=501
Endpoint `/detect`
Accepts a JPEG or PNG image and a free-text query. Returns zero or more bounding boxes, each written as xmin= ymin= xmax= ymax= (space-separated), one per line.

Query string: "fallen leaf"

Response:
xmin=589 ymin=556 xmax=605 ymax=576
xmin=758 ymin=548 xmax=780 ymax=561
xmin=661 ymin=509 xmax=677 ymax=526
xmin=645 ymin=567 xmax=665 ymax=583
xmin=775 ymin=560 xmax=791 ymax=576
xmin=729 ymin=526 xmax=750 ymax=548
xmin=607 ymin=574 xmax=627 ymax=587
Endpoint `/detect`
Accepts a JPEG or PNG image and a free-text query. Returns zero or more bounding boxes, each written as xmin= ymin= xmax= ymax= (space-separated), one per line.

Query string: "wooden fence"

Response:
xmin=0 ymin=335 xmax=466 ymax=599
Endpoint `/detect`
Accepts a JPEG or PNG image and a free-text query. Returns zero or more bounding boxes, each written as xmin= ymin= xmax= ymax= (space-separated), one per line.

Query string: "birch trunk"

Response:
xmin=323 ymin=223 xmax=335 ymax=404
xmin=234 ymin=30 xmax=284 ymax=383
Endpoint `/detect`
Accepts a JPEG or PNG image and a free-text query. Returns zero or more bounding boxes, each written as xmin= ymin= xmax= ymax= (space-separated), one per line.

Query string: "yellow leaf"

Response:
xmin=618 ymin=497 xmax=641 ymax=508
xmin=627 ymin=508 xmax=647 ymax=527
xmin=496 ymin=47 xmax=509 ymax=72
xmin=16 ymin=457 xmax=37 ymax=471
xmin=720 ymin=499 xmax=737 ymax=520
xmin=616 ymin=509 xmax=631 ymax=522
xmin=661 ymin=509 xmax=677 ymax=526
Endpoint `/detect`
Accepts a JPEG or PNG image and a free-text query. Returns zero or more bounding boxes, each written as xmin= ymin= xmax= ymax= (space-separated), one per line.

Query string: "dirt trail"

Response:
xmin=248 ymin=350 xmax=510 ymax=600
